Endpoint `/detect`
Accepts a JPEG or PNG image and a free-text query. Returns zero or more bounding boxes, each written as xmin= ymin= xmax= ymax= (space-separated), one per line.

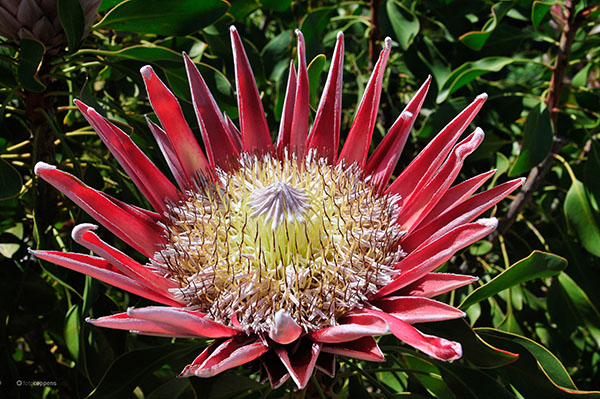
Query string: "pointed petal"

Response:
xmin=100 ymin=191 xmax=161 ymax=226
xmin=365 ymin=76 xmax=431 ymax=188
xmin=315 ymin=352 xmax=336 ymax=378
xmin=374 ymin=218 xmax=498 ymax=298
xmin=29 ymin=250 xmax=181 ymax=306
xmin=307 ymin=31 xmax=344 ymax=163
xmin=275 ymin=340 xmax=321 ymax=389
xmin=338 ymin=37 xmax=391 ymax=168
xmin=140 ymin=65 xmax=211 ymax=179
xmin=394 ymin=273 xmax=478 ymax=298
xmin=146 ymin=117 xmax=190 ymax=190
xmin=397 ymin=128 xmax=485 ymax=233
xmin=387 ymin=94 xmax=487 ymax=199
xmin=365 ymin=110 xmax=416 ymax=189
xmin=425 ymin=169 xmax=496 ymax=222
xmin=183 ymin=53 xmax=239 ymax=170
xmin=260 ymin=350 xmax=290 ymax=389
xmin=230 ymin=26 xmax=273 ymax=154
xmin=289 ymin=30 xmax=309 ymax=157
xmin=126 ymin=306 xmax=238 ymax=338
xmin=321 ymin=336 xmax=385 ymax=362
xmin=373 ymin=296 xmax=466 ymax=323
xmin=310 ymin=313 xmax=389 ymax=343
xmin=34 ymin=162 xmax=163 ymax=257
xmin=224 ymin=112 xmax=242 ymax=151
xmin=75 ymin=101 xmax=180 ymax=213
xmin=404 ymin=177 xmax=525 ymax=252
xmin=71 ymin=224 xmax=176 ymax=293
xmin=269 ymin=309 xmax=303 ymax=344
xmin=180 ymin=337 xmax=268 ymax=377
xmin=276 ymin=61 xmax=297 ymax=157
xmin=364 ymin=309 xmax=462 ymax=361
xmin=87 ymin=312 xmax=196 ymax=337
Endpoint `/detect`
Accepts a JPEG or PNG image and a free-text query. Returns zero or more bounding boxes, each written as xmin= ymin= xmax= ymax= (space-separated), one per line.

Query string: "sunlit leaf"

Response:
xmin=78 ymin=45 xmax=181 ymax=62
xmin=479 ymin=329 xmax=600 ymax=398
xmin=532 ymin=0 xmax=558 ymax=28
xmin=307 ymin=54 xmax=326 ymax=108
xmin=460 ymin=2 xmax=513 ymax=51
xmin=437 ymin=57 xmax=515 ymax=103
xmin=64 ymin=304 xmax=81 ymax=361
xmin=386 ymin=0 xmax=420 ymax=50
xmin=564 ymin=179 xmax=600 ymax=257
xmin=459 ymin=251 xmax=567 ymax=310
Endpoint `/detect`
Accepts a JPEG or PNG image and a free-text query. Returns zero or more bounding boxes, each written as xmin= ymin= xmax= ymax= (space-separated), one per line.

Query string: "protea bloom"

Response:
xmin=0 ymin=0 xmax=100 ymax=53
xmin=31 ymin=28 xmax=523 ymax=389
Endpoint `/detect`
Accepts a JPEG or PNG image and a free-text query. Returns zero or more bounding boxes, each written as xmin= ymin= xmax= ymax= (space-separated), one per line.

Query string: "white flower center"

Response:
xmin=248 ymin=181 xmax=310 ymax=230
xmin=151 ymin=152 xmax=405 ymax=333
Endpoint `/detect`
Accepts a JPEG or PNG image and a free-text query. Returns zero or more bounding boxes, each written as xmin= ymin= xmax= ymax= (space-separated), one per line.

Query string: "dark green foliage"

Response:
xmin=1 ymin=0 xmax=599 ymax=397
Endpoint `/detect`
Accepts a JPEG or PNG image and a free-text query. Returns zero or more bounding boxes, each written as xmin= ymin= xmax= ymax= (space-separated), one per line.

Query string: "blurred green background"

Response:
xmin=1 ymin=0 xmax=599 ymax=397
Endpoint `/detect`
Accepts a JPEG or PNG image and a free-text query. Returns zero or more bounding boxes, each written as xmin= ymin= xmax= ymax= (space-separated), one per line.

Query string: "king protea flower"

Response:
xmin=0 ymin=0 xmax=100 ymax=53
xmin=31 ymin=28 xmax=523 ymax=389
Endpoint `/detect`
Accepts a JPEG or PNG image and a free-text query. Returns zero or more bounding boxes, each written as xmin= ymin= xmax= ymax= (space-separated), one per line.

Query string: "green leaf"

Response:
xmin=0 ymin=159 xmax=22 ymax=200
xmin=459 ymin=251 xmax=567 ymax=310
xmin=403 ymin=354 xmax=453 ymax=399
xmin=564 ymin=179 xmax=600 ymax=257
xmin=584 ymin=139 xmax=600 ymax=207
xmin=549 ymin=272 xmax=600 ymax=345
xmin=509 ymin=102 xmax=553 ymax=176
xmin=207 ymin=374 xmax=264 ymax=399
xmin=416 ymin=36 xmax=451 ymax=91
xmin=64 ymin=304 xmax=81 ymax=361
xmin=349 ymin=375 xmax=371 ymax=399
xmin=532 ymin=0 xmax=557 ymax=28
xmin=437 ymin=361 xmax=516 ymax=399
xmin=299 ymin=6 xmax=336 ymax=59
xmin=57 ymin=0 xmax=85 ymax=52
xmin=307 ymin=54 xmax=326 ymax=108
xmin=87 ymin=343 xmax=201 ymax=399
xmin=437 ymin=57 xmax=515 ymax=103
xmin=479 ymin=329 xmax=600 ymax=398
xmin=17 ymin=38 xmax=46 ymax=92
xmin=386 ymin=0 xmax=420 ymax=50
xmin=228 ymin=0 xmax=259 ymax=20
xmin=459 ymin=2 xmax=513 ymax=51
xmin=99 ymin=0 xmax=123 ymax=12
xmin=0 ymin=243 xmax=19 ymax=258
xmin=78 ymin=45 xmax=181 ymax=63
xmin=261 ymin=0 xmax=292 ymax=12
xmin=572 ymin=62 xmax=592 ymax=87
xmin=96 ymin=0 xmax=230 ymax=36
xmin=146 ymin=378 xmax=192 ymax=399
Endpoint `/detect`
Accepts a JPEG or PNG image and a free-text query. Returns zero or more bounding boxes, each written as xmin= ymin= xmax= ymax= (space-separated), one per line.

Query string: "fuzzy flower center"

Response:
xmin=152 ymin=152 xmax=405 ymax=333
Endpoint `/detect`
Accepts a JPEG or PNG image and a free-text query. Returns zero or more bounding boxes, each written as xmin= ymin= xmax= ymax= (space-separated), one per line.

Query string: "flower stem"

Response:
xmin=493 ymin=3 xmax=590 ymax=238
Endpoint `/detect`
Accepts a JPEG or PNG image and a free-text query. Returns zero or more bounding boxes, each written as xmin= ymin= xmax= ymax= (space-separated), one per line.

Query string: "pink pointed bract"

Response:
xmin=31 ymin=28 xmax=523 ymax=390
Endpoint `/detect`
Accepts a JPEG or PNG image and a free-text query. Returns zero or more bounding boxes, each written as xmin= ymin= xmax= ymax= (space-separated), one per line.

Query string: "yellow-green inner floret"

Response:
xmin=153 ymin=152 xmax=405 ymax=333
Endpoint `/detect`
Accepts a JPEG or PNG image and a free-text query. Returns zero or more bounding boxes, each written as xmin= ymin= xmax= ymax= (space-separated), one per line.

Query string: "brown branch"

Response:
xmin=368 ymin=0 xmax=381 ymax=69
xmin=493 ymin=3 xmax=586 ymax=238
xmin=26 ymin=63 xmax=58 ymax=247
